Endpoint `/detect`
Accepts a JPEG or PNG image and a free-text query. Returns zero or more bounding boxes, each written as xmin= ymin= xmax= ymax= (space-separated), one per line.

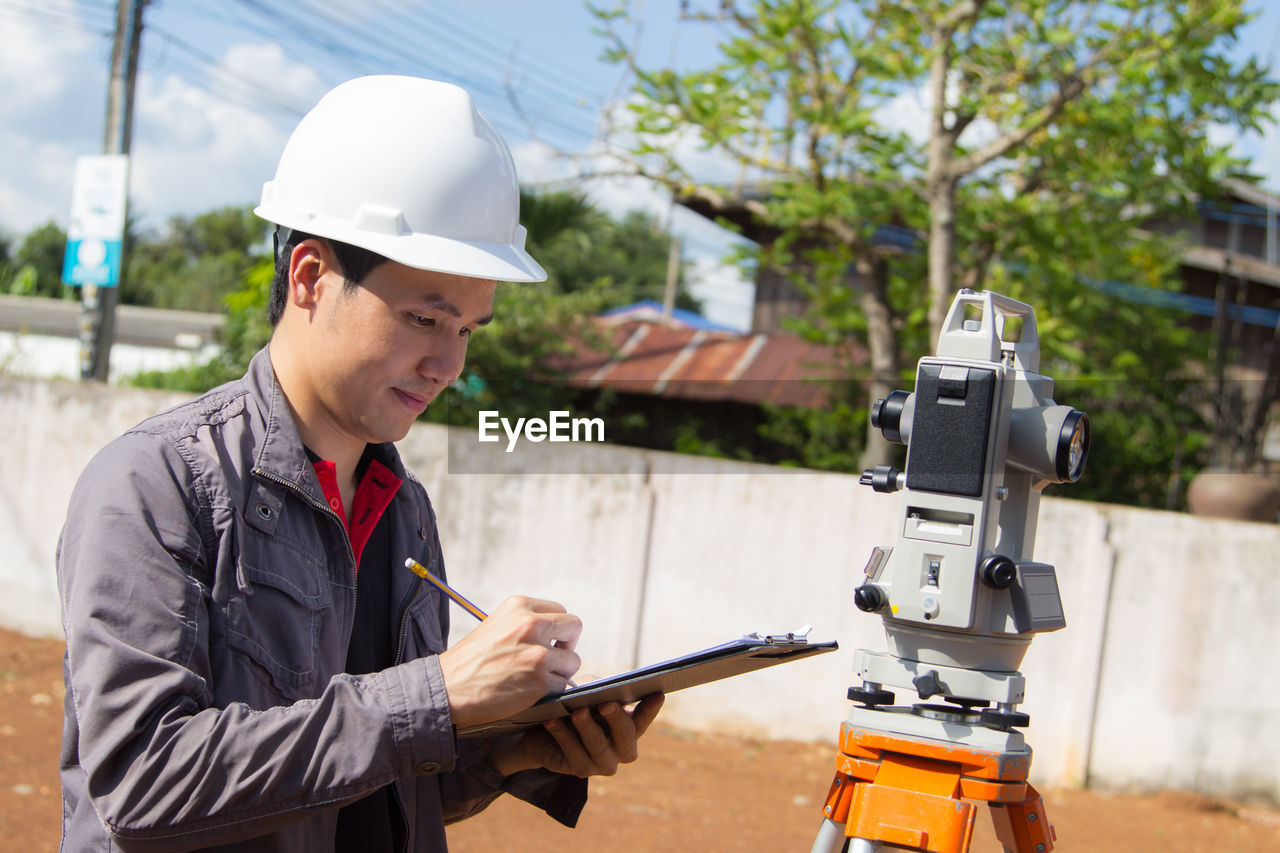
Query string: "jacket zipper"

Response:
xmin=251 ymin=467 xmax=359 ymax=629
xmin=256 ymin=465 xmax=416 ymax=853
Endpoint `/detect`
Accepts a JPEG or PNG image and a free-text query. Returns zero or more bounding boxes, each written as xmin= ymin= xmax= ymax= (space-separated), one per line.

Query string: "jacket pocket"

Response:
xmin=406 ymin=591 xmax=446 ymax=657
xmin=226 ymin=542 xmax=334 ymax=699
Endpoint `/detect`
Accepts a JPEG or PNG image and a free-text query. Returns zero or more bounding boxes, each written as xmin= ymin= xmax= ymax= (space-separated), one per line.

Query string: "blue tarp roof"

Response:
xmin=599 ymin=300 xmax=742 ymax=333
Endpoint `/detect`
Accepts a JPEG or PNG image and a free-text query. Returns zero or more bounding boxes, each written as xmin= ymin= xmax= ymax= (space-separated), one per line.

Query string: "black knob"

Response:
xmin=854 ymin=585 xmax=888 ymax=613
xmin=979 ymin=708 xmax=1031 ymax=729
xmin=858 ymin=465 xmax=903 ymax=493
xmin=912 ymin=670 xmax=943 ymax=700
xmin=847 ymin=686 xmax=895 ymax=708
xmin=980 ymin=554 xmax=1017 ymax=590
xmin=870 ymin=390 xmax=911 ymax=444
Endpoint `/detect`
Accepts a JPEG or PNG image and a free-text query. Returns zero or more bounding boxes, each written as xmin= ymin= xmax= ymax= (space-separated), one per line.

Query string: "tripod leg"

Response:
xmin=813 ymin=771 xmax=859 ymax=853
xmin=989 ymin=783 xmax=1055 ymax=852
xmin=811 ymin=818 xmax=851 ymax=853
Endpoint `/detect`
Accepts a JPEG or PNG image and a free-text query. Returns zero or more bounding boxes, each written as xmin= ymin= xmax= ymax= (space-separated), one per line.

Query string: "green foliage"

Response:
xmin=0 ymin=232 xmax=11 ymax=290
xmin=521 ymin=189 xmax=700 ymax=311
xmin=6 ymin=221 xmax=73 ymax=298
xmin=593 ymin=0 xmax=1279 ymax=508
xmin=757 ymin=400 xmax=869 ymax=472
xmin=122 ymin=205 xmax=269 ymax=312
xmin=128 ymin=258 xmax=276 ymax=392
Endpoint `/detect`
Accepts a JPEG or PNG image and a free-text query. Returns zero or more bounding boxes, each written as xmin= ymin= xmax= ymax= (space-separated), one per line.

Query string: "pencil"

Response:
xmin=403 ymin=556 xmax=577 ymax=688
xmin=404 ymin=557 xmax=488 ymax=621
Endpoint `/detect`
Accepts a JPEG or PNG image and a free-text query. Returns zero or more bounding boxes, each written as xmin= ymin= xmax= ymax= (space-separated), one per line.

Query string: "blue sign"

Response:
xmin=62 ymin=237 xmax=124 ymax=288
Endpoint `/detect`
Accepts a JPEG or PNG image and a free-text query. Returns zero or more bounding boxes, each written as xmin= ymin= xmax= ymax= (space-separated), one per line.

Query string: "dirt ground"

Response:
xmin=4 ymin=626 xmax=1278 ymax=852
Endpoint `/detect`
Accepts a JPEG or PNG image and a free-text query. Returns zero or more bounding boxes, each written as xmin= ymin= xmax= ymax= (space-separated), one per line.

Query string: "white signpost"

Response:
xmin=62 ymin=154 xmax=130 ymax=288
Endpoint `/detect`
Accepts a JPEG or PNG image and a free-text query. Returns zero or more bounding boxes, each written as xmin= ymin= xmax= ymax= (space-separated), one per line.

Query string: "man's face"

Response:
xmin=304 ymin=256 xmax=496 ymax=447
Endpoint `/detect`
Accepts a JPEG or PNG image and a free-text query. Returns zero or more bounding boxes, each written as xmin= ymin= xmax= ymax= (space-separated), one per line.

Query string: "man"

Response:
xmin=57 ymin=75 xmax=663 ymax=852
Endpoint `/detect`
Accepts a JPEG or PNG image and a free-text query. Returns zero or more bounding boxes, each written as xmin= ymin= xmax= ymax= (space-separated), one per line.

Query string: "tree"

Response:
xmin=8 ymin=221 xmax=71 ymax=298
xmin=122 ymin=205 xmax=269 ymax=312
xmin=0 ymin=232 xmax=11 ymax=288
xmin=592 ymin=0 xmax=1277 ymax=504
xmin=520 ymin=189 xmax=700 ymax=311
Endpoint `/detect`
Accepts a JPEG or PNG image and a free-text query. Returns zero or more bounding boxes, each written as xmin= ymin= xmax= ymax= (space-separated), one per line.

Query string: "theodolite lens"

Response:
xmin=1057 ymin=410 xmax=1091 ymax=482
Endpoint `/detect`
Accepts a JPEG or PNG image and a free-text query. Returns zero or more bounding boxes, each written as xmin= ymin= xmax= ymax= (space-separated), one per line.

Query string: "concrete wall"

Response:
xmin=4 ymin=376 xmax=1278 ymax=803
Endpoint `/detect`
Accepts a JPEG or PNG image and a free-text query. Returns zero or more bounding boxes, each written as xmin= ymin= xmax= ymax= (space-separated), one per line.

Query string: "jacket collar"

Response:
xmin=244 ymin=345 xmax=321 ymax=495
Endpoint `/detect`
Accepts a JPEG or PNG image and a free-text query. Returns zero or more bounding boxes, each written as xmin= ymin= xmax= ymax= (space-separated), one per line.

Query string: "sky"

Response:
xmin=2 ymin=0 xmax=1280 ymax=331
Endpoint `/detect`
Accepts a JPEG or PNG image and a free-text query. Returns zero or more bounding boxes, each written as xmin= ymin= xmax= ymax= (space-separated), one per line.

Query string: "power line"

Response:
xmin=378 ymin=0 xmax=605 ymax=114
xmin=155 ymin=0 xmax=603 ymax=146
xmin=228 ymin=0 xmax=600 ymax=144
xmin=146 ymin=25 xmax=313 ymax=120
xmin=0 ymin=0 xmax=113 ymax=37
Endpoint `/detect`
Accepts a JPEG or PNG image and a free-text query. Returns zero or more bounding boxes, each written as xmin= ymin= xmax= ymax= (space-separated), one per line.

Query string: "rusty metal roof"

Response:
xmin=552 ymin=316 xmax=864 ymax=407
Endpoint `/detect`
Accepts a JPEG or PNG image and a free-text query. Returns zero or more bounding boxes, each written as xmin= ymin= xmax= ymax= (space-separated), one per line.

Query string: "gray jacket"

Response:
xmin=57 ymin=347 xmax=584 ymax=851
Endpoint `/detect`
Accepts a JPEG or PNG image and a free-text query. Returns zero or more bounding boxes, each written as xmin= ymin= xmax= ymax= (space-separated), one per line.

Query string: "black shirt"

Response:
xmin=309 ymin=446 xmax=403 ymax=853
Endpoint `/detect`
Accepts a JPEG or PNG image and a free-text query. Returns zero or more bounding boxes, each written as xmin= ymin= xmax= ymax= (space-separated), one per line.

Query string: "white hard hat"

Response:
xmin=255 ymin=75 xmax=546 ymax=282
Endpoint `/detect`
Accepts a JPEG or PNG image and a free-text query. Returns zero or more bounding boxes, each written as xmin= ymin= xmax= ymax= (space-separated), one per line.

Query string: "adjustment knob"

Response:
xmin=870 ymin=389 xmax=911 ymax=444
xmin=847 ymin=686 xmax=895 ymax=708
xmin=979 ymin=708 xmax=1031 ymax=730
xmin=854 ymin=585 xmax=888 ymax=613
xmin=859 ymin=465 xmax=903 ymax=493
xmin=980 ymin=554 xmax=1017 ymax=590
xmin=912 ymin=670 xmax=944 ymax=700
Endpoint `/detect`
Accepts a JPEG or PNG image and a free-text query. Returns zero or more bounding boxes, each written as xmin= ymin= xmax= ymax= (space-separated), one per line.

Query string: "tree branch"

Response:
xmin=950 ymin=6 xmax=1143 ymax=178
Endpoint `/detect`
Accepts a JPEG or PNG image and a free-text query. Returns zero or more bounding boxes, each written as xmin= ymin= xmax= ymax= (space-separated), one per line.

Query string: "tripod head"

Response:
xmin=854 ymin=290 xmax=1089 ymax=706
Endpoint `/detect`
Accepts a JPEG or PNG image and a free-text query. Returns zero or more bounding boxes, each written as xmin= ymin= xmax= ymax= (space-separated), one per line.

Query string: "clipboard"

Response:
xmin=457 ymin=631 xmax=838 ymax=738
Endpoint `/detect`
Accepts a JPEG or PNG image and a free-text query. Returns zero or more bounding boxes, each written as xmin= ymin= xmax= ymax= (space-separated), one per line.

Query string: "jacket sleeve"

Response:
xmin=441 ymin=751 xmax=588 ymax=828
xmin=58 ymin=432 xmax=459 ymax=851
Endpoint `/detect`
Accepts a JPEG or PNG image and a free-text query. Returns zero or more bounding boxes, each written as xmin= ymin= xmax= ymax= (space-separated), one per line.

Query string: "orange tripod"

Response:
xmin=811 ymin=721 xmax=1056 ymax=853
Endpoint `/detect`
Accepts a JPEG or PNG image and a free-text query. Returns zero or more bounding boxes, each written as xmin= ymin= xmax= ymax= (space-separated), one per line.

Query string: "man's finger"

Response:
xmin=570 ymin=707 xmax=619 ymax=774
xmin=597 ymin=702 xmax=640 ymax=764
xmin=543 ymin=717 xmax=590 ymax=774
xmin=543 ymin=645 xmax=581 ymax=684
xmin=629 ymin=693 xmax=665 ymax=739
xmin=510 ymin=608 xmax=582 ymax=650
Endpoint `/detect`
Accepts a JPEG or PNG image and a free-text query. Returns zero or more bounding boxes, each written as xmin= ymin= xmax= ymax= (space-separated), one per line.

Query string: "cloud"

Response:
xmin=126 ymin=41 xmax=325 ymax=232
xmin=0 ymin=2 xmax=98 ymax=116
xmin=0 ymin=0 xmax=328 ymax=240
xmin=0 ymin=4 xmax=104 ymax=236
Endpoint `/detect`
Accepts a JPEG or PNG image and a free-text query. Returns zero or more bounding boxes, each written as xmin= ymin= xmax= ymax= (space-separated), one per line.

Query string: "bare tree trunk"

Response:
xmin=927 ymin=175 xmax=958 ymax=344
xmin=858 ymin=257 xmax=899 ymax=470
xmin=925 ymin=15 xmax=959 ymax=343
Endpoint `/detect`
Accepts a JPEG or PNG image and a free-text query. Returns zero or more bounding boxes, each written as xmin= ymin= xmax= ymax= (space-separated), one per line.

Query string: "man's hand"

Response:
xmin=488 ymin=694 xmax=666 ymax=778
xmin=437 ymin=596 xmax=582 ymax=729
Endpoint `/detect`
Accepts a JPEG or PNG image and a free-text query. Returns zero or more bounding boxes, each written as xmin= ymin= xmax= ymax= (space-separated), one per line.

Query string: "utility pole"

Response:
xmin=80 ymin=0 xmax=145 ymax=381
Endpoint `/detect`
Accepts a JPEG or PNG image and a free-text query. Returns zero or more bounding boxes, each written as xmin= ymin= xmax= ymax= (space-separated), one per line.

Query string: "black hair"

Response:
xmin=268 ymin=226 xmax=390 ymax=326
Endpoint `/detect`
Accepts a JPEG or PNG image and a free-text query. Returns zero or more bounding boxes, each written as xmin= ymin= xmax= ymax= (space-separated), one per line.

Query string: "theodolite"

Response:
xmin=812 ymin=289 xmax=1089 ymax=853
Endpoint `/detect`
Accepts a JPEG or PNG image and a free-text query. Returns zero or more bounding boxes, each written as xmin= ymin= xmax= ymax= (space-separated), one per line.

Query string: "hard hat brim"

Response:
xmin=255 ymin=205 xmax=547 ymax=283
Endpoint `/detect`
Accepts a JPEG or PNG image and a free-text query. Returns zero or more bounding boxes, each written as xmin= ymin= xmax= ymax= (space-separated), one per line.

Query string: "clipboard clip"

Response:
xmin=744 ymin=624 xmax=814 ymax=645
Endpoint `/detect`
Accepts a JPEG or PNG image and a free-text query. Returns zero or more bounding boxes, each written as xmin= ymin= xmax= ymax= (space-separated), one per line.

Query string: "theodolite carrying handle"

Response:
xmin=937 ymin=289 xmax=1040 ymax=372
